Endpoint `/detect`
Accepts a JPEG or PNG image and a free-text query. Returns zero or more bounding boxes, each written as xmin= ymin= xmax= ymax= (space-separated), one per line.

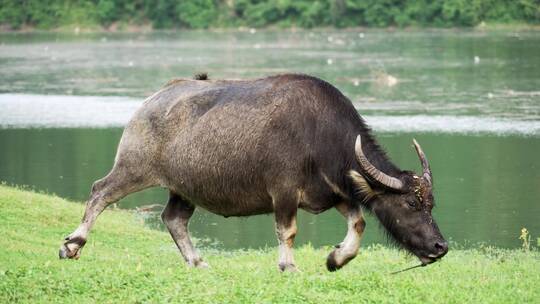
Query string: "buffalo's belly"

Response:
xmin=195 ymin=199 xmax=274 ymax=217
xmin=174 ymin=188 xmax=274 ymax=217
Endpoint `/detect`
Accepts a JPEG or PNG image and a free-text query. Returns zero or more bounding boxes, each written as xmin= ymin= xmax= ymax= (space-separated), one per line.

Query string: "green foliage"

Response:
xmin=441 ymin=0 xmax=482 ymax=26
xmin=519 ymin=0 xmax=540 ymax=21
xmin=1 ymin=184 xmax=540 ymax=303
xmin=96 ymin=0 xmax=117 ymax=25
xmin=0 ymin=0 xmax=26 ymax=28
xmin=146 ymin=0 xmax=178 ymax=28
xmin=0 ymin=0 xmax=539 ymax=30
xmin=176 ymin=0 xmax=218 ymax=29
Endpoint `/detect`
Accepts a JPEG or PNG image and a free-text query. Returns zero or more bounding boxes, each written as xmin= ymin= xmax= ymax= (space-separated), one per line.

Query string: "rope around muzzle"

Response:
xmin=389 ymin=263 xmax=427 ymax=275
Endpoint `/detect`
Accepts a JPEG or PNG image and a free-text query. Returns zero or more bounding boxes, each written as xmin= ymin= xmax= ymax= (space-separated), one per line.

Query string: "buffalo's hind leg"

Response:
xmin=161 ymin=192 xmax=207 ymax=268
xmin=326 ymin=202 xmax=365 ymax=271
xmin=273 ymin=193 xmax=298 ymax=272
xmin=59 ymin=165 xmax=153 ymax=259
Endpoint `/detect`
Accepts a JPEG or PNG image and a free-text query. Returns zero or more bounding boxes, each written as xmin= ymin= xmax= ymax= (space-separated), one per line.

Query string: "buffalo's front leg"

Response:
xmin=326 ymin=202 xmax=365 ymax=271
xmin=273 ymin=195 xmax=298 ymax=272
xmin=162 ymin=192 xmax=207 ymax=268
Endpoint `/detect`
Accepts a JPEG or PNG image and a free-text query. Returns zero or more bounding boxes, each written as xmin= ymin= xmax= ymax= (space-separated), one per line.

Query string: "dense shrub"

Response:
xmin=0 ymin=0 xmax=538 ymax=30
xmin=176 ymin=0 xmax=218 ymax=29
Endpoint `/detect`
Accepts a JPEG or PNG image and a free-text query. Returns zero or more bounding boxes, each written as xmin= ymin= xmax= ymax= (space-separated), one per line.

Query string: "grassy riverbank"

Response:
xmin=0 ymin=184 xmax=539 ymax=303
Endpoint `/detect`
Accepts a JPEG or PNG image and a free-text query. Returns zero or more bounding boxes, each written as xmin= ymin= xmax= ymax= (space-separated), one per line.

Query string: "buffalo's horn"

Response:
xmin=354 ymin=135 xmax=404 ymax=191
xmin=412 ymin=139 xmax=432 ymax=185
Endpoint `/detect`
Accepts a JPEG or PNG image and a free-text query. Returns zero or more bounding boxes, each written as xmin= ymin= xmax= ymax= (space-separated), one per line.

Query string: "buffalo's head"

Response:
xmin=350 ymin=135 xmax=447 ymax=264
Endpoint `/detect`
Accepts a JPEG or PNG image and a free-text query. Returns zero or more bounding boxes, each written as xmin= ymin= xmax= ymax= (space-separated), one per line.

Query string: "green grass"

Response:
xmin=0 ymin=185 xmax=539 ymax=303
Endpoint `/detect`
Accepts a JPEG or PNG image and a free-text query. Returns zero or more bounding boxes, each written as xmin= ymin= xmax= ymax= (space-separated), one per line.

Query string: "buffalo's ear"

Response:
xmin=349 ymin=170 xmax=380 ymax=202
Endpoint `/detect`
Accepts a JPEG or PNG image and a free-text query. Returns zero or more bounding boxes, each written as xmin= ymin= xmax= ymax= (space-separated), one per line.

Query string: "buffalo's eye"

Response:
xmin=407 ymin=200 xmax=417 ymax=208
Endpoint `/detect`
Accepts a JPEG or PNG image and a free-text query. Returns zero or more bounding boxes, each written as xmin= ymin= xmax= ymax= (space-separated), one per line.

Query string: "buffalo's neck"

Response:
xmin=363 ymin=143 xmax=401 ymax=176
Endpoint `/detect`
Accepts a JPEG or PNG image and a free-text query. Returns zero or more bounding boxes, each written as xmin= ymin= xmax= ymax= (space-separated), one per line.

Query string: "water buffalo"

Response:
xmin=59 ymin=73 xmax=448 ymax=271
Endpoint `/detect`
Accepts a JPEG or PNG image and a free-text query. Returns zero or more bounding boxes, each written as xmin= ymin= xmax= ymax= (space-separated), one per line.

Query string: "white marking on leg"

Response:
xmin=332 ymin=203 xmax=365 ymax=267
xmin=276 ymin=217 xmax=297 ymax=271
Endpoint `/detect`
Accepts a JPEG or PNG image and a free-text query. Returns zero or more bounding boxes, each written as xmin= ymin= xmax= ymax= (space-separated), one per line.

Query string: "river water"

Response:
xmin=0 ymin=29 xmax=539 ymax=249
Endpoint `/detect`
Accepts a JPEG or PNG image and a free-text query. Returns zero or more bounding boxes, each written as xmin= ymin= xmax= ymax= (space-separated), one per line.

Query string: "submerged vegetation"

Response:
xmin=0 ymin=184 xmax=539 ymax=302
xmin=0 ymin=0 xmax=539 ymax=30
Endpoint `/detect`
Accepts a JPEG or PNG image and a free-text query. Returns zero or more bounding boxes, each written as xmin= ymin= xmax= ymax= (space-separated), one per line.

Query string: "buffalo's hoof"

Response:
xmin=278 ymin=263 xmax=298 ymax=272
xmin=326 ymin=251 xmax=341 ymax=272
xmin=188 ymin=260 xmax=209 ymax=269
xmin=59 ymin=236 xmax=86 ymax=260
xmin=59 ymin=244 xmax=80 ymax=259
xmin=327 ymin=249 xmax=356 ymax=272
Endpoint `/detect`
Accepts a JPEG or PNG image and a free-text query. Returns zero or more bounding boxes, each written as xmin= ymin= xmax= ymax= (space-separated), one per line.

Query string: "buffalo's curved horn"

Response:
xmin=354 ymin=135 xmax=404 ymax=191
xmin=412 ymin=139 xmax=432 ymax=185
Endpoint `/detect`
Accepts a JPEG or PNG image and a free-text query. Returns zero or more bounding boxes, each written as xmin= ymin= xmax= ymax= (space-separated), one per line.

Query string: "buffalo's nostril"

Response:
xmin=434 ymin=241 xmax=448 ymax=255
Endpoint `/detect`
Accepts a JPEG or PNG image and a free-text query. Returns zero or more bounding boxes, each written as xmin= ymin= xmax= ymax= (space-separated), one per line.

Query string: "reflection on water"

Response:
xmin=1 ymin=128 xmax=538 ymax=249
